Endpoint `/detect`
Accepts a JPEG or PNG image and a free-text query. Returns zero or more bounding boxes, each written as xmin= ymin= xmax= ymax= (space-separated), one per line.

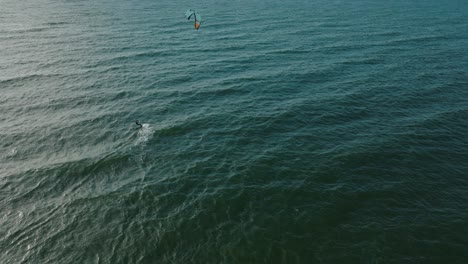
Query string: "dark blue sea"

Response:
xmin=1 ymin=0 xmax=468 ymax=263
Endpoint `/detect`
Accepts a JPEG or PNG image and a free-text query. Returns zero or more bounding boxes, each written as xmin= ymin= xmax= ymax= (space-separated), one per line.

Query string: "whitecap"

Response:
xmin=136 ymin=124 xmax=154 ymax=144
xmin=3 ymin=148 xmax=17 ymax=158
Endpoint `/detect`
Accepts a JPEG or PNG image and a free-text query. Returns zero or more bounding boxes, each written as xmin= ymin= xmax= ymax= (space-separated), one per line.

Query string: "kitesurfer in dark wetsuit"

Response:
xmin=135 ymin=120 xmax=143 ymax=129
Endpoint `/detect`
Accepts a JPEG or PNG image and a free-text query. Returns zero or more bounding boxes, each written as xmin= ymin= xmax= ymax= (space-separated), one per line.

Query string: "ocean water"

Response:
xmin=1 ymin=0 xmax=468 ymax=263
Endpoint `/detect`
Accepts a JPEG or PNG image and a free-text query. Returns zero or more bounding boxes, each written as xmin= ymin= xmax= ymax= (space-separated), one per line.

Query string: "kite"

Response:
xmin=185 ymin=9 xmax=202 ymax=30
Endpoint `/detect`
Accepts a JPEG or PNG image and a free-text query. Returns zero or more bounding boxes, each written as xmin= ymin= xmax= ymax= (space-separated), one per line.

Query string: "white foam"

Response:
xmin=3 ymin=148 xmax=17 ymax=158
xmin=136 ymin=124 xmax=153 ymax=144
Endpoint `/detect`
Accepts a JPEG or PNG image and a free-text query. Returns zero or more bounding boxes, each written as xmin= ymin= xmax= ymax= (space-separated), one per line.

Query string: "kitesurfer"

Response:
xmin=135 ymin=120 xmax=143 ymax=129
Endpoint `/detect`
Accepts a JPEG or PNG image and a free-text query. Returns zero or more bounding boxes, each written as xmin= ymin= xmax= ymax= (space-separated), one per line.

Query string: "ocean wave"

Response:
xmin=2 ymin=0 xmax=468 ymax=263
xmin=0 ymin=73 xmax=63 ymax=86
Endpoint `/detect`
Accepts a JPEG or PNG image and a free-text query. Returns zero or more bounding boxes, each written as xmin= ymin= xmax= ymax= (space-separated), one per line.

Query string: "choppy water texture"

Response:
xmin=1 ymin=0 xmax=468 ymax=263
